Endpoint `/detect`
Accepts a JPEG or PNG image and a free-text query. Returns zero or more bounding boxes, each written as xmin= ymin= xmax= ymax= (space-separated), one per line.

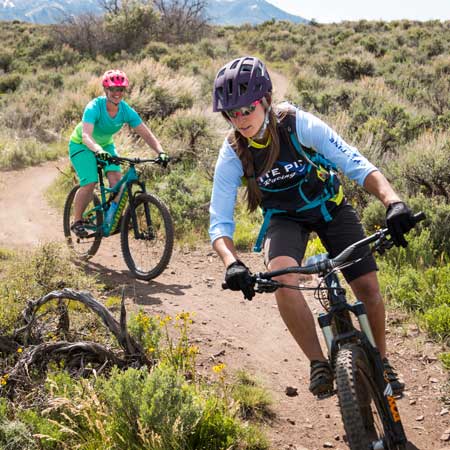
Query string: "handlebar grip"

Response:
xmin=412 ymin=211 xmax=426 ymax=224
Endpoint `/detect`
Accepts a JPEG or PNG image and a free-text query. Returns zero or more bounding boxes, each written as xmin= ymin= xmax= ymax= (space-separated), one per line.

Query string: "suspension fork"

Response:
xmin=128 ymin=182 xmax=153 ymax=239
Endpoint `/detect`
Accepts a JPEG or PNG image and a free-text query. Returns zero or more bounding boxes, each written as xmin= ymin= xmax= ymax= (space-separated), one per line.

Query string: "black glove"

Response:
xmin=225 ymin=260 xmax=255 ymax=301
xmin=386 ymin=201 xmax=415 ymax=247
xmin=156 ymin=152 xmax=170 ymax=168
xmin=95 ymin=149 xmax=112 ymax=162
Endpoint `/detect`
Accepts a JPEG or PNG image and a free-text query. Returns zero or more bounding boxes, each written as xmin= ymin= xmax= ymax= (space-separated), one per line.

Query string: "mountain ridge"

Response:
xmin=0 ymin=0 xmax=309 ymax=25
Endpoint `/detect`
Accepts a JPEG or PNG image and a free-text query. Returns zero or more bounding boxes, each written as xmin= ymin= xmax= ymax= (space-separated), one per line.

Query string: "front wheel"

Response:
xmin=120 ymin=193 xmax=174 ymax=280
xmin=63 ymin=185 xmax=103 ymax=259
xmin=335 ymin=344 xmax=404 ymax=450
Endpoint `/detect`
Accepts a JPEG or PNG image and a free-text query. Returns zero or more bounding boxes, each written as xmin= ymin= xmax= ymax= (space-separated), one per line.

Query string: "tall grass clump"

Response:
xmin=0 ymin=243 xmax=99 ymax=333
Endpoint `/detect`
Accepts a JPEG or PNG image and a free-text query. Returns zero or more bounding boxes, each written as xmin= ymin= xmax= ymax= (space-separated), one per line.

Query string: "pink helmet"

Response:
xmin=102 ymin=69 xmax=129 ymax=88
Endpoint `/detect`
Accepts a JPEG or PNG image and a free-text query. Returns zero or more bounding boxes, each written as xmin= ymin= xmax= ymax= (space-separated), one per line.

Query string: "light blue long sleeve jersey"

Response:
xmin=209 ymin=106 xmax=379 ymax=244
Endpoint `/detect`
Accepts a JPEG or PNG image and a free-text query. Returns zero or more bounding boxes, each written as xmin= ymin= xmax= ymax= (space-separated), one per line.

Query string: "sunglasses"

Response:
xmin=225 ymin=99 xmax=262 ymax=119
xmin=108 ymin=86 xmax=126 ymax=93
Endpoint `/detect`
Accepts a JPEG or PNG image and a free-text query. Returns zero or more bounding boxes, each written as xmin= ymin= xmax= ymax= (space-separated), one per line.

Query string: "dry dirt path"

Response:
xmin=0 ymin=160 xmax=449 ymax=449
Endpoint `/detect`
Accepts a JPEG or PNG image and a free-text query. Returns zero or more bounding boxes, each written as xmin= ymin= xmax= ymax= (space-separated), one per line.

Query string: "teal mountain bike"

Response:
xmin=63 ymin=156 xmax=174 ymax=280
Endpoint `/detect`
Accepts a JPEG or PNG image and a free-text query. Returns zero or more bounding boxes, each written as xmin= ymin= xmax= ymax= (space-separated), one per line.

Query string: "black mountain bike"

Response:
xmin=224 ymin=212 xmax=425 ymax=450
xmin=63 ymin=156 xmax=174 ymax=280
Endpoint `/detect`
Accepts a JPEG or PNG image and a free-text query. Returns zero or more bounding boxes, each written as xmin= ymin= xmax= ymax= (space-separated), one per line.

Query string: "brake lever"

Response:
xmin=373 ymin=236 xmax=394 ymax=255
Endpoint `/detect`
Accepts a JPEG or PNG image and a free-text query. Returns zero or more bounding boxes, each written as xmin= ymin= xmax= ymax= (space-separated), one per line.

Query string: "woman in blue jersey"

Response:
xmin=210 ymin=56 xmax=416 ymax=397
xmin=69 ymin=69 xmax=169 ymax=237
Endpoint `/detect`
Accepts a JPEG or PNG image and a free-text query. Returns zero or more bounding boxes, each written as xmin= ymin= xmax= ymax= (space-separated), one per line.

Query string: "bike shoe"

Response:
xmin=70 ymin=220 xmax=89 ymax=238
xmin=309 ymin=360 xmax=334 ymax=397
xmin=383 ymin=357 xmax=405 ymax=396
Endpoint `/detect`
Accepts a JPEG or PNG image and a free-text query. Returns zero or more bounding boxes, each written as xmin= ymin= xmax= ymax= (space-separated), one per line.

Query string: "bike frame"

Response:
xmin=82 ymin=160 xmax=148 ymax=238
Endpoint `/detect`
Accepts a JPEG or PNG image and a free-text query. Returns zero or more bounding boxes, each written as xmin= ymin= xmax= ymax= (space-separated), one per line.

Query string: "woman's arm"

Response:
xmin=82 ymin=122 xmax=103 ymax=153
xmin=209 ymin=141 xmax=243 ymax=250
xmin=363 ymin=170 xmax=402 ymax=207
xmin=133 ymin=123 xmax=164 ymax=155
xmin=213 ymin=236 xmax=240 ymax=268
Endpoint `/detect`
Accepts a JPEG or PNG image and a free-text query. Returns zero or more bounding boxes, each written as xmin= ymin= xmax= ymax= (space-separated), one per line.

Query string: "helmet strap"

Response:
xmin=253 ymin=104 xmax=271 ymax=140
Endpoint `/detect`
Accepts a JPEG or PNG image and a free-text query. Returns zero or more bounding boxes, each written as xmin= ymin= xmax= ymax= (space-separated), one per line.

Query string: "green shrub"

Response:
xmin=133 ymin=85 xmax=193 ymax=120
xmin=0 ymin=73 xmax=22 ymax=93
xmin=379 ymin=261 xmax=450 ymax=313
xmin=399 ymin=133 xmax=450 ymax=201
xmin=335 ymin=56 xmax=375 ymax=81
xmin=0 ymin=420 xmax=38 ymax=450
xmin=18 ymin=409 xmax=64 ymax=449
xmin=439 ymin=352 xmax=450 ymax=370
xmin=143 ymin=42 xmax=169 ymax=61
xmin=161 ymin=53 xmax=188 ymax=71
xmin=165 ymin=113 xmax=211 ymax=161
xmin=37 ymin=72 xmax=64 ymax=89
xmin=38 ymin=47 xmax=80 ymax=68
xmin=127 ymin=310 xmax=163 ymax=360
xmin=0 ymin=50 xmax=13 ymax=72
xmin=422 ymin=305 xmax=450 ymax=340
xmin=151 ymin=168 xmax=211 ymax=242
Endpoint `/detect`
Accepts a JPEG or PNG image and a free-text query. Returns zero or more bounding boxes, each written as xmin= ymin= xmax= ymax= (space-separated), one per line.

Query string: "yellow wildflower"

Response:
xmin=212 ymin=363 xmax=226 ymax=373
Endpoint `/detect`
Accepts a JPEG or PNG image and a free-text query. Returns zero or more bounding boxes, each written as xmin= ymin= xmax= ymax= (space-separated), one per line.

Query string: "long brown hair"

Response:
xmin=223 ymin=94 xmax=291 ymax=212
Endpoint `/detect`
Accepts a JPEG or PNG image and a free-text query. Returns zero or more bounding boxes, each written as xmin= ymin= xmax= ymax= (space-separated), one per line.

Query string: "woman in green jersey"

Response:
xmin=68 ymin=69 xmax=169 ymax=237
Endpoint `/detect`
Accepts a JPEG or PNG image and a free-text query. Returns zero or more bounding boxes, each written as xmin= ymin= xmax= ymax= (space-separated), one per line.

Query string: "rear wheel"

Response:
xmin=120 ymin=193 xmax=173 ymax=280
xmin=63 ymin=185 xmax=103 ymax=259
xmin=335 ymin=344 xmax=401 ymax=450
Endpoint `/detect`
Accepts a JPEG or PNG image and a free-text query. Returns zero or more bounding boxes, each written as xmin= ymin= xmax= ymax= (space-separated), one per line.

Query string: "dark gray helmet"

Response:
xmin=212 ymin=56 xmax=272 ymax=112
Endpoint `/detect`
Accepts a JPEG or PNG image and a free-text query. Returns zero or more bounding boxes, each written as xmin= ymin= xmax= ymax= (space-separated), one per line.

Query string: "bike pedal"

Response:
xmin=317 ymin=389 xmax=336 ymax=400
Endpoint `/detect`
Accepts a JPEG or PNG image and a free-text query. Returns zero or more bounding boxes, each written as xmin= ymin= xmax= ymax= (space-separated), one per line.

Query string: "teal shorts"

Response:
xmin=69 ymin=141 xmax=121 ymax=186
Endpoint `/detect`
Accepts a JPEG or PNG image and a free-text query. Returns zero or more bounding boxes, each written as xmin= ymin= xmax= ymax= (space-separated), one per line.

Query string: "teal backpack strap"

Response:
xmin=253 ymin=208 xmax=285 ymax=253
xmin=288 ymin=129 xmax=321 ymax=170
xmin=320 ymin=201 xmax=332 ymax=222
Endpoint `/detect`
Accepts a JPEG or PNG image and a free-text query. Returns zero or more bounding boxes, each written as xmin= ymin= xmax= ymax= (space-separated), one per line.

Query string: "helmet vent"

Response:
xmin=238 ymin=83 xmax=248 ymax=96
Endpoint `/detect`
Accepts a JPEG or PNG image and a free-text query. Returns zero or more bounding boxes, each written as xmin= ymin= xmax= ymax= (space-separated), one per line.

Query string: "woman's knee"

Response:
xmin=79 ymin=182 xmax=96 ymax=193
xmin=350 ymin=272 xmax=383 ymax=304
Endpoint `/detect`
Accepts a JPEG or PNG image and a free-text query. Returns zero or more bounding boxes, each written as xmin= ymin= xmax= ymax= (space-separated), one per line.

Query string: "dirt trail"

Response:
xmin=0 ymin=160 xmax=64 ymax=248
xmin=0 ymin=157 xmax=448 ymax=449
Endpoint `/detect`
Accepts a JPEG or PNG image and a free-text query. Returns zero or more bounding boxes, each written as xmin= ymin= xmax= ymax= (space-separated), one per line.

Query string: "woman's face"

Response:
xmin=105 ymin=86 xmax=126 ymax=105
xmin=227 ymin=100 xmax=265 ymax=139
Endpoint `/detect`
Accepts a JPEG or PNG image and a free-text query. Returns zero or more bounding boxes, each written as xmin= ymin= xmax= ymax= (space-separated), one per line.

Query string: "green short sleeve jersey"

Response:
xmin=69 ymin=96 xmax=143 ymax=147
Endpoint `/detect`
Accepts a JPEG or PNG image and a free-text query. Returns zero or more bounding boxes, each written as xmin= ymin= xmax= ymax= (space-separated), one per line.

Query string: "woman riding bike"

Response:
xmin=209 ymin=56 xmax=416 ymax=397
xmin=68 ymin=69 xmax=169 ymax=238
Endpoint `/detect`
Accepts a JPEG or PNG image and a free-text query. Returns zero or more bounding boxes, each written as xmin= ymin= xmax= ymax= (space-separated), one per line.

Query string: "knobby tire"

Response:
xmin=120 ymin=193 xmax=174 ymax=280
xmin=335 ymin=343 xmax=399 ymax=450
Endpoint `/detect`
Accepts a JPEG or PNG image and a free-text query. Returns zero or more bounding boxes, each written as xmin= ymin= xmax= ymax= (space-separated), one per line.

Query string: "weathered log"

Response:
xmin=15 ymin=288 xmax=150 ymax=365
xmin=2 ymin=289 xmax=154 ymax=398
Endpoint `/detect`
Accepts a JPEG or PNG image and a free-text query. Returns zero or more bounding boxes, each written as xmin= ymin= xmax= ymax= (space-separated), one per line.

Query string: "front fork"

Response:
xmin=319 ymin=301 xmax=407 ymax=446
xmin=128 ymin=182 xmax=154 ymax=240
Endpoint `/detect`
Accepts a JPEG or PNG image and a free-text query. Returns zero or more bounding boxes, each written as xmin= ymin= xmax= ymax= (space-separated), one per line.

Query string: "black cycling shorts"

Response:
xmin=263 ymin=203 xmax=378 ymax=283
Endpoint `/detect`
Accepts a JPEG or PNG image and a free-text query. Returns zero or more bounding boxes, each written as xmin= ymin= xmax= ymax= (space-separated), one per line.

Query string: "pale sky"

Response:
xmin=267 ymin=0 xmax=450 ymax=23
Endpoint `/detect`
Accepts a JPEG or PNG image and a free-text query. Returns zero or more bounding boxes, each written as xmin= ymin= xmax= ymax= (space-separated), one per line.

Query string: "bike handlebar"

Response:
xmin=97 ymin=156 xmax=161 ymax=165
xmin=222 ymin=211 xmax=425 ymax=290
